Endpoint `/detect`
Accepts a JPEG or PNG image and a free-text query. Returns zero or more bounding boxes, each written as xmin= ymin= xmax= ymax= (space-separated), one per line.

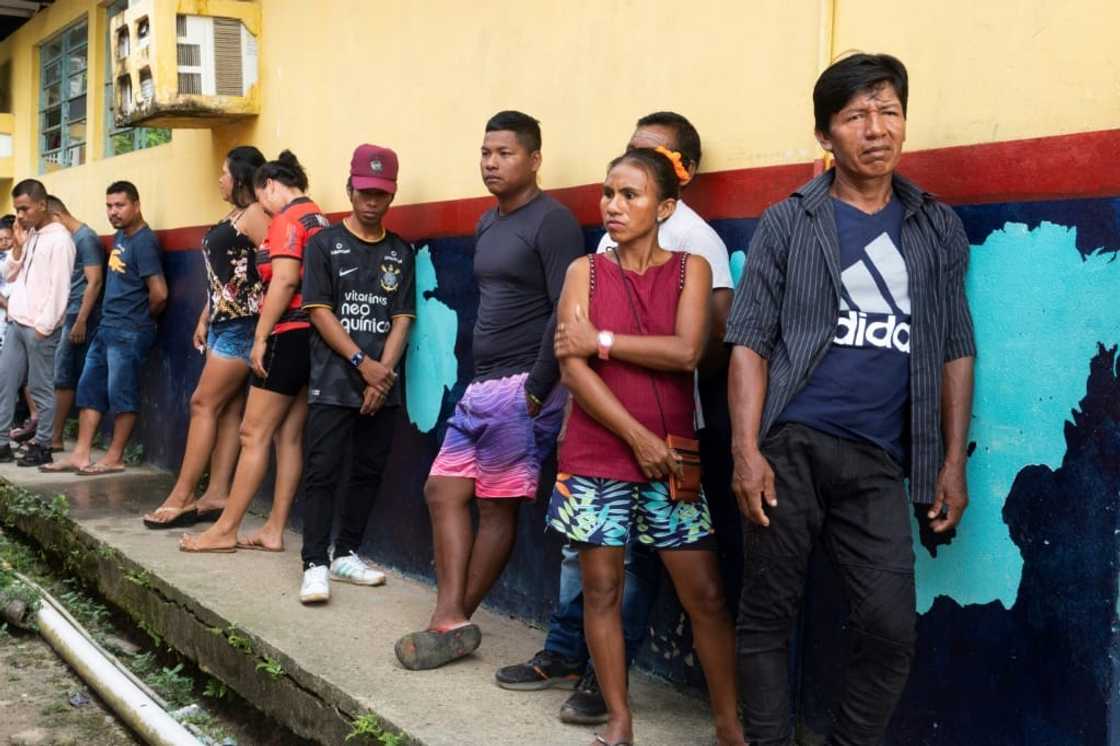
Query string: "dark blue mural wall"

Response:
xmin=138 ymin=196 xmax=1120 ymax=742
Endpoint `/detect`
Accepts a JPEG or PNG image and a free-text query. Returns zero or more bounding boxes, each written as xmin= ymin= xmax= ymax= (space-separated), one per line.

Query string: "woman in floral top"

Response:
xmin=143 ymin=146 xmax=270 ymax=529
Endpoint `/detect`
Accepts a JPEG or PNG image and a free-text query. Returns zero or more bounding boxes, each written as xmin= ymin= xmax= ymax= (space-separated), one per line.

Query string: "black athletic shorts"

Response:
xmin=251 ymin=326 xmax=310 ymax=397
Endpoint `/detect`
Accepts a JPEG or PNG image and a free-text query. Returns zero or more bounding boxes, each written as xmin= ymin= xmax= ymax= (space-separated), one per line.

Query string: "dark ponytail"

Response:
xmin=227 ymin=145 xmax=265 ymax=208
xmin=253 ymin=149 xmax=309 ymax=192
xmin=607 ymin=148 xmax=681 ymax=202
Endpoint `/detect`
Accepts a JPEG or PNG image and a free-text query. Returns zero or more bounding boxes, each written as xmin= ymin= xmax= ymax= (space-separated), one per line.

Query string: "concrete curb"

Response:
xmin=0 ymin=480 xmax=416 ymax=746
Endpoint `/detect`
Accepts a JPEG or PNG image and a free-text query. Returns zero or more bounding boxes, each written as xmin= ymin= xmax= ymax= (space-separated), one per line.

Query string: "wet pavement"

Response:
xmin=0 ymin=461 xmax=717 ymax=746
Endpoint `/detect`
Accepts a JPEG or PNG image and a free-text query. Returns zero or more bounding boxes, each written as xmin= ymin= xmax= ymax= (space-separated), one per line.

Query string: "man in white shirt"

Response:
xmin=495 ymin=111 xmax=736 ymax=725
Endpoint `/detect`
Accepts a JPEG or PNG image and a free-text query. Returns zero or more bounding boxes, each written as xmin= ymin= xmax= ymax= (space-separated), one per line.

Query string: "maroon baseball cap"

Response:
xmin=350 ymin=144 xmax=398 ymax=194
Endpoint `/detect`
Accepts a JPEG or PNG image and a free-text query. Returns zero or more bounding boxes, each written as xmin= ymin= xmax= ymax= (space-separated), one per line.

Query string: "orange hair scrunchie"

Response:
xmin=654 ymin=145 xmax=690 ymax=184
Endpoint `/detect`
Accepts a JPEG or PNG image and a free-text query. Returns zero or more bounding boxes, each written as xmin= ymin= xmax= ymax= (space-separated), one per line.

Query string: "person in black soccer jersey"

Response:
xmin=297 ymin=143 xmax=416 ymax=604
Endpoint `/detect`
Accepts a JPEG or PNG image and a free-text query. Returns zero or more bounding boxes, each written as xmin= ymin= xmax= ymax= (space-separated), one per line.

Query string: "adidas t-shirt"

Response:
xmin=778 ymin=195 xmax=910 ymax=463
xmin=301 ymin=222 xmax=416 ymax=409
xmin=257 ymin=197 xmax=329 ymax=334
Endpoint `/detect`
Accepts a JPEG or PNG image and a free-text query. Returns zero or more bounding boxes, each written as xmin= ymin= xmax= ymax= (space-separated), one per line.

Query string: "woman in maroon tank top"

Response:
xmin=549 ymin=149 xmax=745 ymax=746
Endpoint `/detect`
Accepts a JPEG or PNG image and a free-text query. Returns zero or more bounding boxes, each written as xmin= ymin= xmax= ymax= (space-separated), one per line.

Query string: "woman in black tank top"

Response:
xmin=143 ymin=146 xmax=271 ymax=530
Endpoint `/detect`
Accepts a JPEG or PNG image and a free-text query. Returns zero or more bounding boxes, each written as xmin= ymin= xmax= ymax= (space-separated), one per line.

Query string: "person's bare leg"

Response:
xmin=179 ymin=387 xmax=292 ymax=551
xmin=51 ymin=389 xmax=75 ymax=450
xmin=425 ymin=476 xmax=478 ymax=630
xmin=237 ymin=388 xmax=307 ymax=551
xmin=462 ymin=498 xmax=521 ymax=618
xmin=194 ymin=383 xmax=249 ymax=512
xmin=660 ymin=549 xmax=746 ymax=746
xmin=42 ymin=407 xmax=101 ymax=471
xmin=146 ymin=356 xmax=248 ymax=522
xmin=89 ymin=412 xmax=135 ymax=468
xmin=581 ymin=546 xmax=631 ymax=746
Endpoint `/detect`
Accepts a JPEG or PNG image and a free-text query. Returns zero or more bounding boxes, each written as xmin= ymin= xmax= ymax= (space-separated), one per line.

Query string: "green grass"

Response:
xmin=225 ymin=625 xmax=253 ymax=655
xmin=203 ymin=677 xmax=227 ymax=700
xmin=123 ymin=443 xmax=145 ymax=467
xmin=123 ymin=569 xmax=151 ymax=588
xmin=255 ymin=656 xmax=285 ymax=680
xmin=346 ymin=713 xmax=406 ymax=745
xmin=148 ymin=663 xmax=193 ymax=708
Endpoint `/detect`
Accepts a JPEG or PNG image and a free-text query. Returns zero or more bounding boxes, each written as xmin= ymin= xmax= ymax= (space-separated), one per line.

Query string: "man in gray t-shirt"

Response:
xmin=495 ymin=112 xmax=737 ymax=726
xmin=46 ymin=195 xmax=106 ymax=452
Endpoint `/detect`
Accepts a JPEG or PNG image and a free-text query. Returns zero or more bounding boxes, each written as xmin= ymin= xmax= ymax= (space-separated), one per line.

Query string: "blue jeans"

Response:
xmin=543 ymin=538 xmax=662 ymax=666
xmin=75 ymin=325 xmax=157 ymax=414
xmin=54 ymin=313 xmax=97 ymax=389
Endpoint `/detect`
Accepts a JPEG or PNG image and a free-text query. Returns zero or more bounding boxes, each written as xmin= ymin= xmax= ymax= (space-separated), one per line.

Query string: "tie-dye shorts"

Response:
xmin=547 ymin=473 xmax=715 ymax=549
xmin=429 ymin=372 xmax=566 ymax=499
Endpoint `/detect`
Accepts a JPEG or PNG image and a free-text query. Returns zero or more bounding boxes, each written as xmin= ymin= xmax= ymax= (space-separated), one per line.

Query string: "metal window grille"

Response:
xmin=39 ymin=18 xmax=87 ymax=173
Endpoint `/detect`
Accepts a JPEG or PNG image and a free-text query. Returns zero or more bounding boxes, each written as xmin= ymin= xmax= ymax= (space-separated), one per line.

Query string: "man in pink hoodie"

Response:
xmin=0 ymin=179 xmax=76 ymax=466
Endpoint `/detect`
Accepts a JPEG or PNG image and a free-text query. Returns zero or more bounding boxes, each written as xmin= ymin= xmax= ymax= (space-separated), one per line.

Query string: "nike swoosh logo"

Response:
xmin=338 ymin=267 xmax=359 ymax=277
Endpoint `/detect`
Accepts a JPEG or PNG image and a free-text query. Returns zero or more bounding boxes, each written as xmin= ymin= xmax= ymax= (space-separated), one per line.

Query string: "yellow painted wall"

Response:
xmin=0 ymin=0 xmax=1117 ymax=231
xmin=832 ymin=0 xmax=1120 ymax=151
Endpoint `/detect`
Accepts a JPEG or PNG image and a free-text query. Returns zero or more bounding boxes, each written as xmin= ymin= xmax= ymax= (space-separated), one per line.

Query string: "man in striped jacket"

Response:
xmin=726 ymin=53 xmax=976 ymax=746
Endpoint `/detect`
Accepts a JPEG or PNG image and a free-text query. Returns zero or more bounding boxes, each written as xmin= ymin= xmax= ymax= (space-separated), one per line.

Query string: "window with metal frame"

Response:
xmin=39 ymin=19 xmax=88 ymax=173
xmin=104 ymin=0 xmax=170 ymax=157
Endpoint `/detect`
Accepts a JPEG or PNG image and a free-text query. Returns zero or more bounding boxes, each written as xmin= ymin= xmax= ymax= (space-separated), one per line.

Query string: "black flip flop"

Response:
xmin=394 ymin=624 xmax=482 ymax=670
xmin=195 ymin=508 xmax=222 ymax=523
xmin=143 ymin=507 xmax=199 ymax=530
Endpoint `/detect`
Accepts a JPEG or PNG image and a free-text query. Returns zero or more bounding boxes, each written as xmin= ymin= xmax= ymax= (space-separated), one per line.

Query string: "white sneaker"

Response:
xmin=329 ymin=552 xmax=386 ymax=587
xmin=300 ymin=565 xmax=330 ymax=604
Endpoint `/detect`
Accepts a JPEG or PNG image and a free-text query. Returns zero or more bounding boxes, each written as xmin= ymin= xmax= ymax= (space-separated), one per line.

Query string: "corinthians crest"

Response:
xmin=380 ymin=262 xmax=400 ymax=292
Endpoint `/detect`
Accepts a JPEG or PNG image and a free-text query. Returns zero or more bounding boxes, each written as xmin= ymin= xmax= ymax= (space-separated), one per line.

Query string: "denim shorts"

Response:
xmin=75 ymin=325 xmax=157 ymax=414
xmin=207 ymin=317 xmax=256 ymax=364
xmin=54 ymin=314 xmax=97 ymax=389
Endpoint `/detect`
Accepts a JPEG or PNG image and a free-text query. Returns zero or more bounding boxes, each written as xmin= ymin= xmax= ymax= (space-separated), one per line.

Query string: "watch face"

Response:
xmin=598 ymin=331 xmax=612 ymax=346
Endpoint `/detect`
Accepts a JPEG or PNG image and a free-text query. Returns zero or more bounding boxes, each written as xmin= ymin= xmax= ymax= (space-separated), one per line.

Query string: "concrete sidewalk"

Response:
xmin=0 ymin=461 xmax=717 ymax=746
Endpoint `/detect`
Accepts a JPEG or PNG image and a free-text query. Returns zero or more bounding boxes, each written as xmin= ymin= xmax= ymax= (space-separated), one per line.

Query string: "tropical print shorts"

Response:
xmin=546 ymin=473 xmax=714 ymax=549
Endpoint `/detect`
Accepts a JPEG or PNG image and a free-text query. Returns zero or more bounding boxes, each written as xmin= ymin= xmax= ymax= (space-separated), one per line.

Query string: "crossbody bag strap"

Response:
xmin=610 ymin=248 xmax=669 ymax=437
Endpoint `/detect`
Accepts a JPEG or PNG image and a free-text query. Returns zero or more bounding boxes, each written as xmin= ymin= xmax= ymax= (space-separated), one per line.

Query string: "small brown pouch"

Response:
xmin=666 ymin=434 xmax=703 ymax=503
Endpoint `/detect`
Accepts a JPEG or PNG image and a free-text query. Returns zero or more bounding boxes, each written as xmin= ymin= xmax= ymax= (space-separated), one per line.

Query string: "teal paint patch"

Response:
xmin=405 ymin=245 xmax=459 ymax=433
xmin=730 ymin=250 xmax=746 ymax=288
xmin=914 ymin=221 xmax=1120 ymax=613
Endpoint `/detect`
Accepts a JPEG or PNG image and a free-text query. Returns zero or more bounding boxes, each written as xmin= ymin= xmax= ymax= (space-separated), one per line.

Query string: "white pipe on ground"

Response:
xmin=35 ymin=601 xmax=201 ymax=746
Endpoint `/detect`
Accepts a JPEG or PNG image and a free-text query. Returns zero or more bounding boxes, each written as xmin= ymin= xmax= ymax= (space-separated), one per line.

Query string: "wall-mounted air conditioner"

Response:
xmin=110 ymin=0 xmax=260 ymax=129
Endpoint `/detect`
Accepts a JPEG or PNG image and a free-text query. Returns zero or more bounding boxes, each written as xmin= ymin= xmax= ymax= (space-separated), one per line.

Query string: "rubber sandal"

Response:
xmin=77 ymin=463 xmax=126 ymax=476
xmin=143 ymin=506 xmax=199 ymax=530
xmin=195 ymin=508 xmax=222 ymax=523
xmin=394 ymin=624 xmax=481 ymax=670
xmin=38 ymin=462 xmax=83 ymax=474
xmin=235 ymin=539 xmax=284 ymax=553
xmin=594 ymin=737 xmax=634 ymax=746
xmin=178 ymin=536 xmax=236 ymax=554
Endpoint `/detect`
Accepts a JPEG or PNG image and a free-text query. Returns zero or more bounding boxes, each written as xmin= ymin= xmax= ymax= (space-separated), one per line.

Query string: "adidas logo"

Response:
xmin=834 ymin=311 xmax=910 ymax=353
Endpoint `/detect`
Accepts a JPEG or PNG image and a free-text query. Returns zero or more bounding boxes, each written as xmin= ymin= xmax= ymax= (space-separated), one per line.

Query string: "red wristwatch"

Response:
xmin=597 ymin=330 xmax=615 ymax=360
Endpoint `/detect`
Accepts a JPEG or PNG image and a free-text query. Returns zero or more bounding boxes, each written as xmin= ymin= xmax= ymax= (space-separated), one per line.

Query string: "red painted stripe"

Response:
xmin=897 ymin=129 xmax=1120 ymax=205
xmin=146 ymin=128 xmax=1120 ymax=252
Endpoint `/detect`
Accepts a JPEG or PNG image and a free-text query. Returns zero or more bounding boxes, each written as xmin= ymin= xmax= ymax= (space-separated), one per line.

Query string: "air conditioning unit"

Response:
xmin=110 ymin=0 xmax=260 ymax=129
